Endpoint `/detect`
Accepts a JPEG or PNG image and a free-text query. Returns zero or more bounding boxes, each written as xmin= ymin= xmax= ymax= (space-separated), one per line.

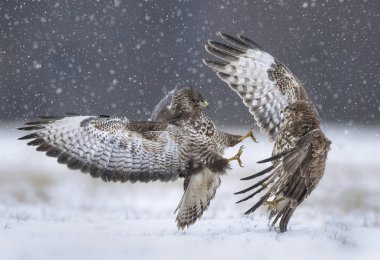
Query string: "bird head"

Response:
xmin=171 ymin=86 xmax=209 ymax=113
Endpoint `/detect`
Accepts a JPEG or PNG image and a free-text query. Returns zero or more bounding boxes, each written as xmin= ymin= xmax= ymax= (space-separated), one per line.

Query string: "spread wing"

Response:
xmin=204 ymin=32 xmax=309 ymax=140
xmin=18 ymin=115 xmax=186 ymax=183
xmin=175 ymin=168 xmax=221 ymax=229
xmin=235 ymin=129 xmax=330 ymax=232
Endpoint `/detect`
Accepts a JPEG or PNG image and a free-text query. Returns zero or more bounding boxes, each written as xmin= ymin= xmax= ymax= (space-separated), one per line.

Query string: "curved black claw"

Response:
xmin=249 ymin=128 xmax=258 ymax=143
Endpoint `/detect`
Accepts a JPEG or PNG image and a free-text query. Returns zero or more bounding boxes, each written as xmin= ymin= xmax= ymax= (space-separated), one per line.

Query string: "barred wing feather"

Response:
xmin=18 ymin=115 xmax=185 ymax=183
xmin=175 ymin=168 xmax=221 ymax=229
xmin=204 ymin=32 xmax=308 ymax=141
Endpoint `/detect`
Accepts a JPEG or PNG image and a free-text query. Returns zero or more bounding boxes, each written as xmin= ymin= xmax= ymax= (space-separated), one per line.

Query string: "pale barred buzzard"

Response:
xmin=204 ymin=32 xmax=331 ymax=232
xmin=19 ymin=87 xmax=255 ymax=229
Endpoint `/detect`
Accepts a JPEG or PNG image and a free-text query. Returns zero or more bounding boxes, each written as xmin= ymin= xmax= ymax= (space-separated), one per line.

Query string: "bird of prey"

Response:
xmin=204 ymin=32 xmax=331 ymax=232
xmin=19 ymin=86 xmax=255 ymax=229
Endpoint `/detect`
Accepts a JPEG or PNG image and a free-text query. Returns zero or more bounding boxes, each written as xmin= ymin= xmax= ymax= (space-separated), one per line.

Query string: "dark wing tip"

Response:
xmin=207 ymin=40 xmax=222 ymax=49
xmin=46 ymin=147 xmax=62 ymax=157
xmin=203 ymin=59 xmax=212 ymax=66
xmin=205 ymin=44 xmax=240 ymax=63
xmin=207 ymin=39 xmax=215 ymax=45
xmin=216 ymin=72 xmax=230 ymax=80
xmin=238 ymin=35 xmax=263 ymax=50
xmin=24 ymin=121 xmax=50 ymax=126
xmin=235 ymin=186 xmax=267 ymax=204
xmin=27 ymin=138 xmax=44 ymax=146
xmin=240 ymin=176 xmax=251 ymax=181
xmin=208 ymin=40 xmax=246 ymax=55
xmin=39 ymin=115 xmax=64 ymax=120
xmin=240 ymin=165 xmax=275 ymax=180
xmin=236 ymin=175 xmax=270 ymax=195
xmin=18 ymin=133 xmax=39 ymax=140
xmin=17 ymin=126 xmax=44 ymax=131
xmin=257 ymin=150 xmax=290 ymax=164
xmin=203 ymin=60 xmax=227 ymax=71
xmin=243 ymin=197 xmax=268 ymax=214
xmin=219 ymin=31 xmax=230 ymax=39
xmin=244 ymin=209 xmax=253 ymax=215
xmin=64 ymin=112 xmax=80 ymax=117
xmin=219 ymin=32 xmax=250 ymax=48
xmin=36 ymin=143 xmax=51 ymax=151
xmin=204 ymin=44 xmax=214 ymax=54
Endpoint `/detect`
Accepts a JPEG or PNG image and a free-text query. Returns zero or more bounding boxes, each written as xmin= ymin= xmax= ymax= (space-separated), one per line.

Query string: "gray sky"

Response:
xmin=1 ymin=0 xmax=379 ymax=126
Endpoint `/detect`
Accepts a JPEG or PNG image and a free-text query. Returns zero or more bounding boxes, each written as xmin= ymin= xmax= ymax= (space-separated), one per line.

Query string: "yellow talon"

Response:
xmin=239 ymin=127 xmax=258 ymax=143
xmin=264 ymin=200 xmax=277 ymax=208
xmin=227 ymin=145 xmax=245 ymax=167
xmin=264 ymin=198 xmax=285 ymax=209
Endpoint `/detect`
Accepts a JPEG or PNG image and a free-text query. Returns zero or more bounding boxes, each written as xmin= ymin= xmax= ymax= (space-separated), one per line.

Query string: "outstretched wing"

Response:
xmin=204 ymin=32 xmax=309 ymax=140
xmin=18 ymin=115 xmax=186 ymax=183
xmin=235 ymin=129 xmax=330 ymax=232
xmin=175 ymin=168 xmax=221 ymax=229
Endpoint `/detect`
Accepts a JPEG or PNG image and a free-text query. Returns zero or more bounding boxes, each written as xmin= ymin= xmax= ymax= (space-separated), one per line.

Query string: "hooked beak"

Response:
xmin=200 ymin=99 xmax=209 ymax=108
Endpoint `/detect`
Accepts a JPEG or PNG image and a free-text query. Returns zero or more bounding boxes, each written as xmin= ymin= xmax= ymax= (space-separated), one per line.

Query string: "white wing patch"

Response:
xmin=204 ymin=32 xmax=307 ymax=141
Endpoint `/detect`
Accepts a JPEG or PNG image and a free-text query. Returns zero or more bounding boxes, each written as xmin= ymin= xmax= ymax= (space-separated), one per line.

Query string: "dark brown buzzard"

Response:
xmin=204 ymin=32 xmax=331 ymax=232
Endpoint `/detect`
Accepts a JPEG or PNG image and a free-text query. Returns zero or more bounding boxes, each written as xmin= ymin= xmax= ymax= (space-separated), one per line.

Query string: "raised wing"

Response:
xmin=150 ymin=85 xmax=179 ymax=122
xmin=175 ymin=168 xmax=221 ymax=229
xmin=235 ymin=129 xmax=330 ymax=232
xmin=18 ymin=115 xmax=186 ymax=183
xmin=204 ymin=32 xmax=309 ymax=140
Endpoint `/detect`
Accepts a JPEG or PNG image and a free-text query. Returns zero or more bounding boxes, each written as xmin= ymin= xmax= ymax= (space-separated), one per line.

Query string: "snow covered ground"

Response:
xmin=1 ymin=122 xmax=379 ymax=260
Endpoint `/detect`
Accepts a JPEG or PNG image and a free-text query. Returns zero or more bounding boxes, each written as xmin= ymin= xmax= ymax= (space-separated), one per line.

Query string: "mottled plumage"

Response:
xmin=19 ymin=87 xmax=246 ymax=229
xmin=204 ymin=32 xmax=331 ymax=232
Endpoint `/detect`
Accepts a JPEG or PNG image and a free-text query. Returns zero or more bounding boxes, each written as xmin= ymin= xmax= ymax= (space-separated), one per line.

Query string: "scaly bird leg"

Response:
xmin=239 ymin=127 xmax=258 ymax=143
xmin=227 ymin=145 xmax=245 ymax=167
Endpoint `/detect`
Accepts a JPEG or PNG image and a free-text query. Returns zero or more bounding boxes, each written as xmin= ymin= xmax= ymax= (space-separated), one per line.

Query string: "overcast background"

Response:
xmin=1 ymin=0 xmax=379 ymax=126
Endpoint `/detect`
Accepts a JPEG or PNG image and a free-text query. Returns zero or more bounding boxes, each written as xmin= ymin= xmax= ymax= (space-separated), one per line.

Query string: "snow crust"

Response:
xmin=1 ymin=123 xmax=379 ymax=260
